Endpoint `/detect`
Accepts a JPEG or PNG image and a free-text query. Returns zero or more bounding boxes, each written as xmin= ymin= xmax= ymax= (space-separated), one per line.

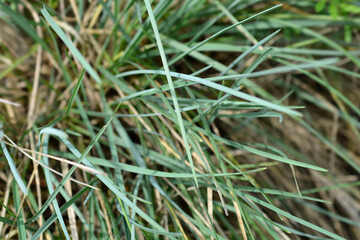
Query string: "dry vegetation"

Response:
xmin=0 ymin=0 xmax=360 ymax=239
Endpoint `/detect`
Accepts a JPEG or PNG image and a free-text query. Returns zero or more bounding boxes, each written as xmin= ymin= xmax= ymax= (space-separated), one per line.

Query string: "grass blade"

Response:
xmin=41 ymin=6 xmax=101 ymax=84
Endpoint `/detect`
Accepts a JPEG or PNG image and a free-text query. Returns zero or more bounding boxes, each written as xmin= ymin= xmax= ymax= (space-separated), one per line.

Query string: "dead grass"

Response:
xmin=1 ymin=1 xmax=360 ymax=239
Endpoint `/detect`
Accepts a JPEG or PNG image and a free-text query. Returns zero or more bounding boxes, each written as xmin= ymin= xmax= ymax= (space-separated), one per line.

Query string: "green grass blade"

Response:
xmin=41 ymin=134 xmax=71 ymax=239
xmin=242 ymin=193 xmax=346 ymax=240
xmin=66 ymin=69 xmax=85 ymax=114
xmin=12 ymin=180 xmax=26 ymax=239
xmin=143 ymin=0 xmax=198 ymax=187
xmin=41 ymin=6 xmax=101 ymax=84
xmin=0 ymin=124 xmax=28 ymax=195
xmin=31 ymin=183 xmax=91 ymax=240
xmin=0 ymin=3 xmax=50 ymax=52
xmin=168 ymin=4 xmax=282 ymax=65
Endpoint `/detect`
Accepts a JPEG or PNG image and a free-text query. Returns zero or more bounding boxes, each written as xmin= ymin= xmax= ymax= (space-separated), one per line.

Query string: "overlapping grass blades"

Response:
xmin=1 ymin=0 xmax=359 ymax=239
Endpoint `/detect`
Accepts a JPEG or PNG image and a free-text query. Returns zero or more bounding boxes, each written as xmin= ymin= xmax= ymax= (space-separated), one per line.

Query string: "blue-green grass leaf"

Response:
xmin=41 ymin=7 xmax=101 ymax=84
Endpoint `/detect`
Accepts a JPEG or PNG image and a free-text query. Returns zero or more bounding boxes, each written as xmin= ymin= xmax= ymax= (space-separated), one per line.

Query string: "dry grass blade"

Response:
xmin=2 ymin=135 xmax=104 ymax=176
xmin=1 ymin=1 xmax=359 ymax=239
xmin=0 ymin=98 xmax=21 ymax=107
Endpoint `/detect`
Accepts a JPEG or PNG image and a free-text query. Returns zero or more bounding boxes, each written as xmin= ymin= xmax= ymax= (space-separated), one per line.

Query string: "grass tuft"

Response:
xmin=1 ymin=1 xmax=360 ymax=239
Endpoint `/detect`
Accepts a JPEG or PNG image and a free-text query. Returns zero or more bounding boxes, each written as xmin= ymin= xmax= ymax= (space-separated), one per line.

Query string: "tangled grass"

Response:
xmin=0 ymin=1 xmax=360 ymax=239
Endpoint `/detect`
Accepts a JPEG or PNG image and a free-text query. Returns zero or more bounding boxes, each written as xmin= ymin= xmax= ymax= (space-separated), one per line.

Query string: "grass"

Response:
xmin=0 ymin=0 xmax=360 ymax=239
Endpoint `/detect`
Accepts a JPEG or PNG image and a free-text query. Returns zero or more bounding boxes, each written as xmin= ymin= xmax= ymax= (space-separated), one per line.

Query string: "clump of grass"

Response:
xmin=0 ymin=1 xmax=359 ymax=239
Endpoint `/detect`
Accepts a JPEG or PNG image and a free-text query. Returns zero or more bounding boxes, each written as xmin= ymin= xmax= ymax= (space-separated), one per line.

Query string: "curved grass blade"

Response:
xmin=168 ymin=4 xmax=283 ymax=65
xmin=0 ymin=3 xmax=50 ymax=52
xmin=117 ymin=68 xmax=302 ymax=116
xmin=41 ymin=133 xmax=71 ymax=239
xmin=114 ymin=58 xmax=337 ymax=116
xmin=28 ymin=123 xmax=175 ymax=238
xmin=271 ymin=18 xmax=360 ymax=68
xmin=143 ymin=0 xmax=198 ymax=187
xmin=31 ymin=183 xmax=91 ymax=240
xmin=85 ymin=156 xmax=266 ymax=178
xmin=41 ymin=6 xmax=101 ymax=84
xmin=188 ymin=124 xmax=327 ymax=172
xmin=241 ymin=192 xmax=346 ymax=240
xmin=0 ymin=124 xmax=28 ymax=195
